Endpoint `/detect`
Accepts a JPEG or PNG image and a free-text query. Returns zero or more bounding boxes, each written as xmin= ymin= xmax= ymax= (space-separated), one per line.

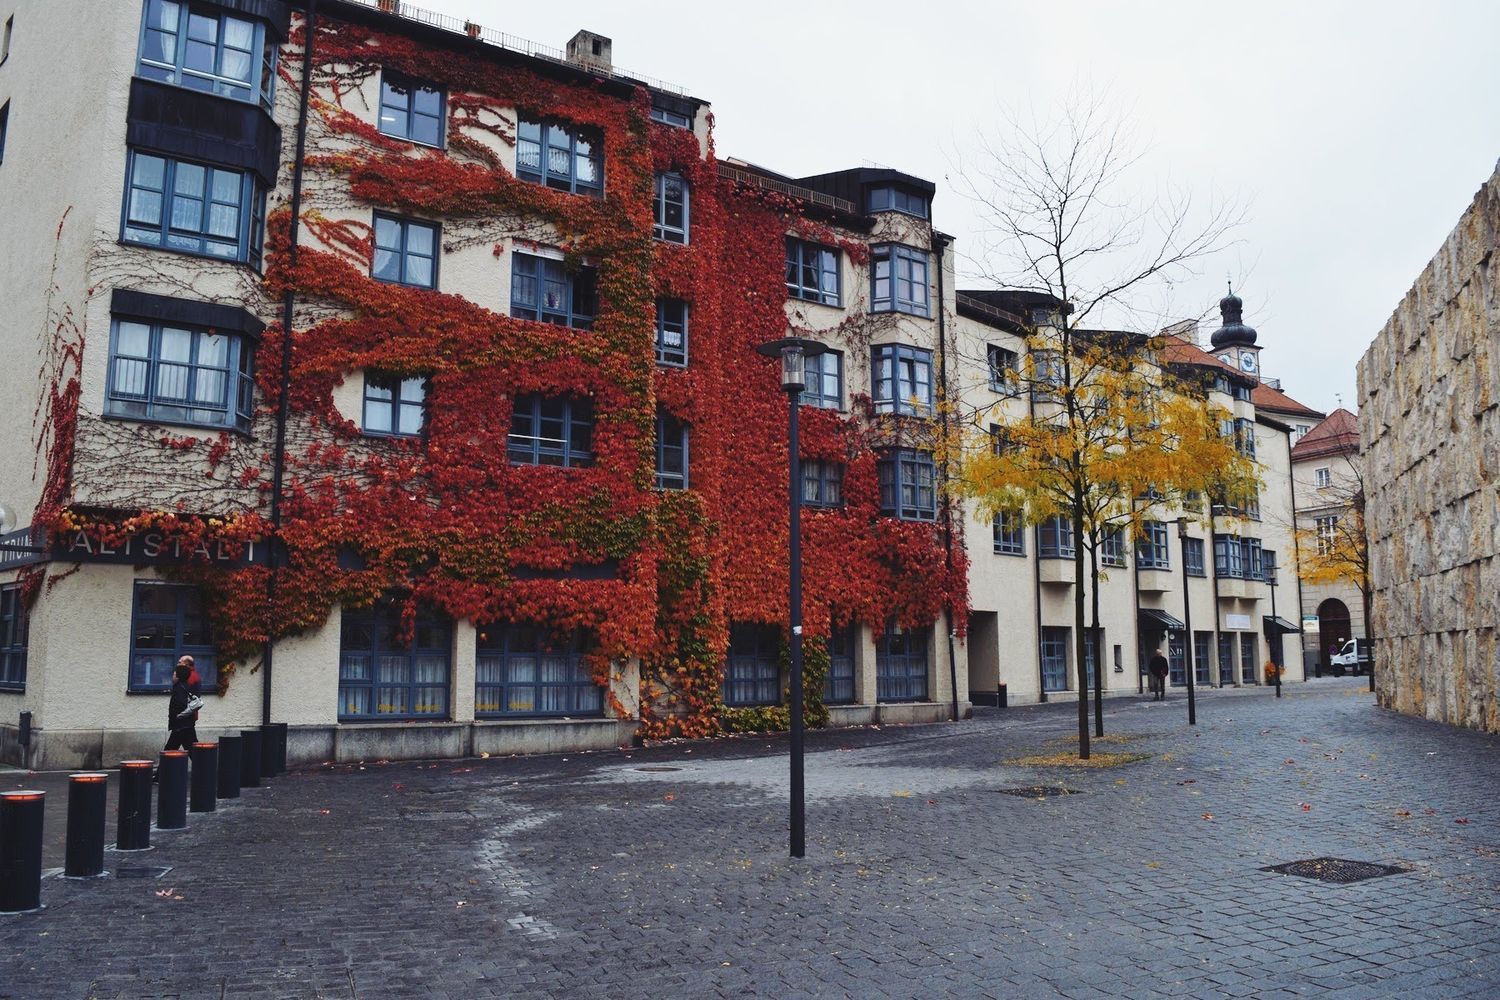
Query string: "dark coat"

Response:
xmin=167 ymin=678 xmax=194 ymax=731
xmin=1148 ymin=654 xmax=1170 ymax=679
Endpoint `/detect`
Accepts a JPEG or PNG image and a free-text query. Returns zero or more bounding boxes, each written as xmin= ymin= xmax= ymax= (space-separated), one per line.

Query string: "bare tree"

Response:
xmin=949 ymin=93 xmax=1249 ymax=757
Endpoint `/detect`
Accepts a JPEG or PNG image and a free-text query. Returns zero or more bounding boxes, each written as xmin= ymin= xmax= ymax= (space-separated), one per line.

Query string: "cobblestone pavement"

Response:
xmin=4 ymin=677 xmax=1499 ymax=999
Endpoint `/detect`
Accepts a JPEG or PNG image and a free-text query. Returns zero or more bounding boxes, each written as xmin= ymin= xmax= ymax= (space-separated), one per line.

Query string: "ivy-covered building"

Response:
xmin=0 ymin=0 xmax=1317 ymax=768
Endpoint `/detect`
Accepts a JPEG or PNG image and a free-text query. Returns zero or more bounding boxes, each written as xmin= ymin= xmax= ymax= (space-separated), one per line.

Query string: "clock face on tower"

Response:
xmin=1239 ymin=352 xmax=1258 ymax=373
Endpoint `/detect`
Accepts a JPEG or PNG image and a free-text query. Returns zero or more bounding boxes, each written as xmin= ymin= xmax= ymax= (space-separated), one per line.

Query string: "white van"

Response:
xmin=1330 ymin=638 xmax=1372 ymax=676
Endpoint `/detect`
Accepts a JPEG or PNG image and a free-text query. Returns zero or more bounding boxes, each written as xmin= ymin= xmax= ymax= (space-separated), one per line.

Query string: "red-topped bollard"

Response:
xmin=116 ymin=760 xmax=154 ymax=851
xmin=190 ymin=742 xmax=219 ymax=813
xmin=157 ymin=750 xmax=189 ymax=830
xmin=1 ymin=789 xmax=46 ymax=912
xmin=64 ymin=773 xmax=108 ymax=878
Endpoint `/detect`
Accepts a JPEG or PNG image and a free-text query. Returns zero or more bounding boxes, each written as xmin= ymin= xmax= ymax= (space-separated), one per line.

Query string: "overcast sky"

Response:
xmin=413 ymin=0 xmax=1500 ymax=416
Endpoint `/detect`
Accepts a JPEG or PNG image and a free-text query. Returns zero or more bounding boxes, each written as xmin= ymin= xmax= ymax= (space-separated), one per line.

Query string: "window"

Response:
xmin=378 ymin=73 xmax=444 ymax=147
xmin=129 ymin=582 xmax=216 ymax=692
xmin=1233 ymin=384 xmax=1253 ymax=402
xmin=655 ymin=409 xmax=689 ymax=489
xmin=510 ymin=252 xmax=596 ymax=329
xmin=1100 ymin=528 xmax=1127 ymax=568
xmin=508 ymin=395 xmax=594 ymax=467
xmin=1033 ymin=350 xmax=1065 ymax=399
xmin=990 ymin=424 xmax=1016 ymax=456
xmin=993 ymin=510 xmax=1025 ymax=556
xmin=1315 ymin=516 xmax=1338 ymax=556
xmin=1212 ymin=375 xmax=1232 ymax=396
xmin=1296 ymin=423 xmax=1312 ymax=440
xmin=987 ymin=345 xmax=1019 ymax=395
xmin=801 ymin=460 xmax=844 ymax=508
xmin=800 ymin=350 xmax=843 ymax=410
xmin=653 ymin=172 xmax=689 ymax=243
xmin=363 ymin=373 xmax=425 ymax=437
xmin=1314 ymin=467 xmax=1331 ymax=488
xmin=0 ymin=102 xmax=8 ymax=166
xmin=1168 ymin=634 xmax=1186 ymax=686
xmin=655 ymin=298 xmax=688 ymax=366
xmin=339 ymin=599 xmax=449 ymax=720
xmin=1194 ymin=632 xmax=1213 ymax=686
xmin=650 ymin=105 xmax=691 ymax=128
xmin=122 ymin=151 xmax=265 ymax=265
xmin=1184 ymin=537 xmax=1205 ymax=577
xmin=1243 ymin=537 xmax=1264 ymax=580
xmin=1234 ymin=417 xmax=1256 ymax=458
xmin=0 ymin=585 xmax=28 ymax=691
xmin=876 ymin=624 xmax=929 ymax=702
xmin=1040 ymin=627 xmax=1068 ymax=692
xmin=107 ymin=317 xmax=255 ymax=432
xmin=1261 ymin=549 xmax=1278 ymax=584
xmin=1084 ymin=631 xmax=1098 ymax=688
xmin=1239 ymin=632 xmax=1258 ymax=684
xmin=877 ymin=449 xmax=936 ymax=521
xmin=135 ymin=0 xmax=278 ymax=108
xmin=475 ymin=625 xmax=602 ymax=718
xmin=824 ymin=625 xmax=855 ymax=705
xmin=785 ymin=238 xmax=841 ymax=306
xmin=516 ymin=119 xmax=601 ymax=196
xmin=724 ymin=623 xmax=780 ymax=707
xmin=1135 ymin=521 xmax=1169 ymax=570
xmin=1218 ymin=633 xmax=1234 ymax=686
xmin=1213 ymin=535 xmax=1265 ymax=579
xmin=871 ymin=244 xmax=930 ymax=316
xmin=1038 ymin=515 xmax=1074 ymax=559
xmin=867 ymin=186 xmax=928 ymax=218
xmin=872 ymin=344 xmax=933 ymax=416
xmin=373 ymin=214 xmax=437 ymax=288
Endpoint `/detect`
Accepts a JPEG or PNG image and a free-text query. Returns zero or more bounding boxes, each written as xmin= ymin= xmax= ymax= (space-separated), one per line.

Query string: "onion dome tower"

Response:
xmin=1210 ymin=283 xmax=1262 ymax=378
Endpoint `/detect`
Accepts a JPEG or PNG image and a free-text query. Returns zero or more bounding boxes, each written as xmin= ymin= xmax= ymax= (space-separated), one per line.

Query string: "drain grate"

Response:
xmin=634 ymin=765 xmax=683 ymax=773
xmin=993 ymin=786 xmax=1081 ymax=799
xmin=114 ymin=865 xmax=173 ymax=880
xmin=1262 ymin=857 xmax=1409 ymax=884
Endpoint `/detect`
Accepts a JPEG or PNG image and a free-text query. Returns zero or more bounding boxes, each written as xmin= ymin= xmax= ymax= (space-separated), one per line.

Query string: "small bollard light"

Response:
xmin=190 ymin=742 xmax=219 ymax=813
xmin=157 ymin=750 xmax=189 ymax=831
xmin=0 ymin=790 xmax=46 ymax=913
xmin=239 ymin=729 xmax=263 ymax=788
xmin=217 ymin=734 xmax=242 ymax=800
xmin=116 ymin=760 xmax=154 ymax=851
xmin=64 ymin=773 xmax=108 ymax=878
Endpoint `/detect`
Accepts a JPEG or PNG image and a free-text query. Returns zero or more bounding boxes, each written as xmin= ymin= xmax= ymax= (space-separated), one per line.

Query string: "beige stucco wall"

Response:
xmin=1292 ymin=447 xmax=1367 ymax=667
xmin=1357 ymin=159 xmax=1500 ymax=733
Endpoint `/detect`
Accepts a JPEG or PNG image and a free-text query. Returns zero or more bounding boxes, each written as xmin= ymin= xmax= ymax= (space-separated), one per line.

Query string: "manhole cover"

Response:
xmin=634 ymin=766 xmax=683 ymax=773
xmin=993 ymin=786 xmax=1081 ymax=799
xmin=1262 ymin=858 xmax=1409 ymax=884
xmin=115 ymin=865 xmax=173 ymax=880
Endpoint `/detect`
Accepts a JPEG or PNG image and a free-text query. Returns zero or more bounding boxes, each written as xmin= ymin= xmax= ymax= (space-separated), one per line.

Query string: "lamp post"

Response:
xmin=1265 ymin=551 xmax=1282 ymax=699
xmin=1176 ymin=518 xmax=1197 ymax=726
xmin=755 ymin=337 xmax=827 ymax=860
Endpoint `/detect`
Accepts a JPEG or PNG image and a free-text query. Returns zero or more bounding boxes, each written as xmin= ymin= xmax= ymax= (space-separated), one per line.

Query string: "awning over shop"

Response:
xmin=1138 ymin=608 xmax=1186 ymax=631
xmin=1263 ymin=615 xmax=1302 ymax=634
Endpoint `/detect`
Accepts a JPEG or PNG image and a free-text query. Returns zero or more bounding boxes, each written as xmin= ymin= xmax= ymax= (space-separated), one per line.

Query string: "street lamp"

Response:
xmin=755 ymin=337 xmax=827 ymax=859
xmin=1176 ymin=517 xmax=1197 ymax=726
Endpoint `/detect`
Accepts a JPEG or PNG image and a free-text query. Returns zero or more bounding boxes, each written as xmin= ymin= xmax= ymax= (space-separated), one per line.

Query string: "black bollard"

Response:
xmin=261 ymin=722 xmax=288 ymax=776
xmin=157 ymin=750 xmax=189 ymax=831
xmin=190 ymin=743 xmax=219 ymax=813
xmin=64 ymin=773 xmax=108 ymax=878
xmin=217 ymin=735 xmax=242 ymax=800
xmin=116 ymin=760 xmax=154 ymax=851
xmin=998 ymin=681 xmax=1008 ymax=709
xmin=239 ymin=729 xmax=263 ymax=788
xmin=0 ymin=790 xmax=46 ymax=913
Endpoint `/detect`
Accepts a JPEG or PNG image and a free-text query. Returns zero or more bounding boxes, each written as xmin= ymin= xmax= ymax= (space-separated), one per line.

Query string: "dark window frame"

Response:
xmin=134 ymin=0 xmax=279 ymax=110
xmin=654 ymin=298 xmax=688 ymax=367
xmin=724 ymin=622 xmax=780 ymax=707
xmin=362 ymin=371 xmax=427 ymax=438
xmin=1038 ymin=515 xmax=1075 ymax=559
xmin=475 ymin=624 xmax=603 ymax=719
xmin=877 ymin=449 xmax=937 ymax=521
xmin=122 ymin=149 xmax=266 ymax=266
xmin=106 ymin=315 xmax=255 ymax=434
xmin=801 ymin=460 xmax=844 ymax=509
xmin=800 ymin=350 xmax=843 ymax=410
xmin=871 ymin=243 xmax=931 ymax=317
xmin=1184 ymin=537 xmax=1206 ymax=577
xmin=1100 ymin=528 xmax=1127 ymax=568
xmin=785 ymin=237 xmax=842 ymax=307
xmin=1136 ymin=520 xmax=1170 ymax=570
xmin=338 ymin=599 xmax=451 ymax=721
xmin=823 ymin=624 xmax=856 ymax=705
xmin=652 ymin=171 xmax=689 ymax=243
xmin=987 ymin=344 xmax=1020 ymax=396
xmin=867 ymin=185 xmax=929 ymax=218
xmin=655 ymin=409 xmax=689 ymax=490
xmin=378 ymin=71 xmax=445 ymax=148
xmin=507 ymin=394 xmax=594 ymax=468
xmin=1040 ymin=626 xmax=1069 ymax=692
xmin=872 ymin=343 xmax=934 ymax=416
xmin=372 ymin=213 xmax=438 ymax=289
xmin=516 ymin=117 xmax=602 ymax=196
xmin=0 ymin=584 xmax=28 ymax=691
xmin=876 ymin=624 xmax=929 ymax=702
xmin=510 ymin=251 xmax=597 ymax=330
xmin=128 ymin=581 xmax=216 ymax=693
xmin=993 ymin=510 xmax=1025 ymax=556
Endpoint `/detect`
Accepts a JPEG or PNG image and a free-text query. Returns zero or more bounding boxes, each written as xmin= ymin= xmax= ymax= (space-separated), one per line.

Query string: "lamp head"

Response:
xmin=755 ymin=338 xmax=828 ymax=394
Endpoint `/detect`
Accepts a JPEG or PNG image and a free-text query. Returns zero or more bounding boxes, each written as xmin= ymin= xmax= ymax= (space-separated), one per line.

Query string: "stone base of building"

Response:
xmin=827 ymin=701 xmax=971 ymax=727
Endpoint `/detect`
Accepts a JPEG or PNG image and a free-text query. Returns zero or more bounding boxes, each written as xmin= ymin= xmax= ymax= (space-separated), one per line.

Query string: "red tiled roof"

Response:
xmin=1159 ymin=335 xmax=1247 ymax=380
xmin=1252 ymin=382 xmax=1325 ymax=420
xmin=1290 ymin=408 xmax=1359 ymax=460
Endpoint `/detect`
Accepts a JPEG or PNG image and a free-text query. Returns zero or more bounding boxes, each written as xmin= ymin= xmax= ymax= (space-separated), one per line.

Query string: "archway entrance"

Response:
xmin=1317 ymin=598 xmax=1351 ymax=674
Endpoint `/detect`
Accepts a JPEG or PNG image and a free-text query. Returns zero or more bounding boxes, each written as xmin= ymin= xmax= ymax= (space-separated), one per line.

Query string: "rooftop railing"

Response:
xmin=716 ymin=164 xmax=856 ymax=214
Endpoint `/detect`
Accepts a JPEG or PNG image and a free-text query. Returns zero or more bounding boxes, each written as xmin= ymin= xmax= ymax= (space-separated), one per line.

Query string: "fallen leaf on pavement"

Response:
xmin=1285 ymin=759 xmax=1295 ymax=765
xmin=1396 ymin=810 xmax=1411 ymax=818
xmin=1299 ymin=802 xmax=1312 ymax=811
xmin=1456 ymin=818 xmax=1471 ymax=825
xmin=1202 ymin=813 xmax=1214 ymax=820
xmin=892 ymin=790 xmax=913 ymax=797
xmin=319 ymin=808 xmax=331 ymax=816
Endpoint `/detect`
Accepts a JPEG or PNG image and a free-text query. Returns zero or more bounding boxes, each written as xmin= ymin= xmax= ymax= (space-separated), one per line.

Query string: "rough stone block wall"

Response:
xmin=1357 ymin=159 xmax=1500 ymax=732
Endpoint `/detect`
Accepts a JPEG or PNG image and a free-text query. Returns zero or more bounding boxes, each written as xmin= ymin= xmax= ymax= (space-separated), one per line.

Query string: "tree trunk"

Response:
xmin=1073 ymin=503 xmax=1089 ymax=759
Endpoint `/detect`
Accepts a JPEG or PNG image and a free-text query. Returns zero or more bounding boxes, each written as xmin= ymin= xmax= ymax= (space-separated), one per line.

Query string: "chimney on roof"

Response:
xmin=566 ymin=30 xmax=612 ymax=75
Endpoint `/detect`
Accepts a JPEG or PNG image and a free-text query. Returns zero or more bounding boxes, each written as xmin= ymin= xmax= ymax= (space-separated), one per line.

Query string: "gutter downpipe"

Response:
xmin=263 ymin=0 xmax=318 ymax=727
xmin=933 ymin=234 xmax=960 ymax=722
